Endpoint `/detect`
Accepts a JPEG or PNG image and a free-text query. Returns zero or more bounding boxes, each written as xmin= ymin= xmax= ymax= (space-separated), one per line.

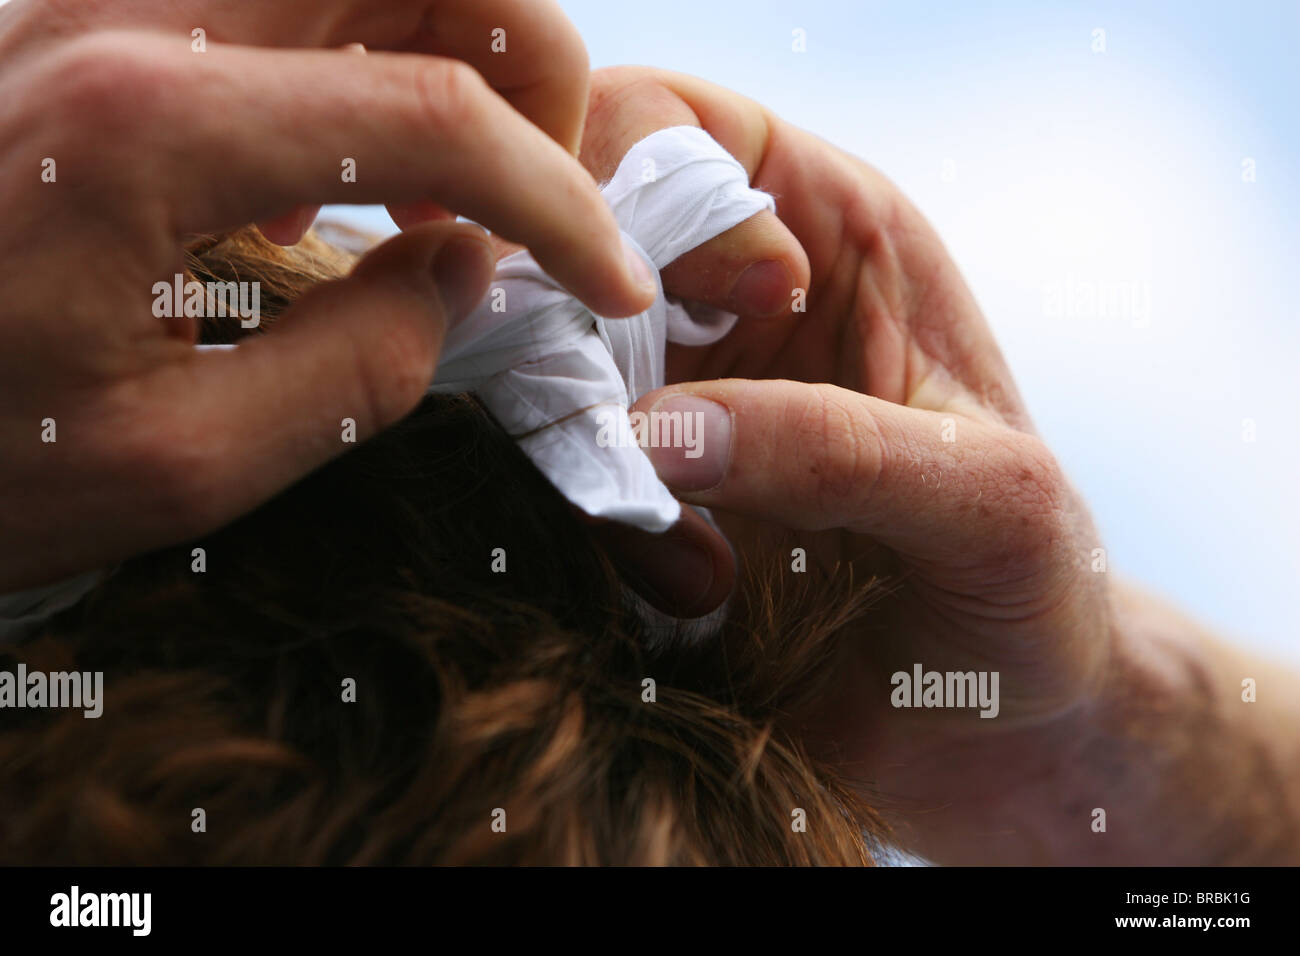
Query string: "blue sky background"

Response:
xmin=330 ymin=1 xmax=1296 ymax=663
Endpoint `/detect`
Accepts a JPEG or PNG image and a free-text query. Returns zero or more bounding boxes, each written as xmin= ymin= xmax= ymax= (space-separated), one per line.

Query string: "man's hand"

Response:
xmin=576 ymin=69 xmax=1105 ymax=696
xmin=580 ymin=67 xmax=1300 ymax=864
xmin=0 ymin=0 xmax=659 ymax=591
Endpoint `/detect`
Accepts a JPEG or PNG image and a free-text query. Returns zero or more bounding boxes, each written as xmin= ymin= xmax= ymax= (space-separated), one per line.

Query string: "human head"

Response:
xmin=0 ymin=228 xmax=888 ymax=865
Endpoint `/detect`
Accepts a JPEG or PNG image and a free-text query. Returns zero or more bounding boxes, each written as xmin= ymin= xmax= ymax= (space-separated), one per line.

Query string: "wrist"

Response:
xmin=1053 ymin=578 xmax=1300 ymax=863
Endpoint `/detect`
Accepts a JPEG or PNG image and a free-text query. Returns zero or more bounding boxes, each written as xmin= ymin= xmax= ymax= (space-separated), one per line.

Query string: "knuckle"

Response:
xmin=291 ymin=277 xmax=439 ymax=436
xmin=546 ymin=22 xmax=590 ymax=80
xmin=1009 ymin=434 xmax=1069 ymax=519
xmin=588 ymin=66 xmax=655 ymax=106
xmin=989 ymin=433 xmax=1072 ymax=573
xmin=793 ymin=386 xmax=883 ymax=519
xmin=582 ymin=73 xmax=681 ymax=177
xmin=111 ymin=418 xmax=225 ymax=537
xmin=42 ymin=33 xmax=179 ymax=138
xmin=410 ymin=58 xmax=488 ymax=138
xmin=348 ymin=314 xmax=438 ymax=430
xmin=588 ymin=74 xmax=676 ymax=132
xmin=37 ymin=0 xmax=116 ymax=23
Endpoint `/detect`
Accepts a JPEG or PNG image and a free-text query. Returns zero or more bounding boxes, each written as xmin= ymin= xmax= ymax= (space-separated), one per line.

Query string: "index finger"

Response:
xmin=49 ymin=33 xmax=655 ymax=318
xmin=631 ymin=379 xmax=1072 ymax=578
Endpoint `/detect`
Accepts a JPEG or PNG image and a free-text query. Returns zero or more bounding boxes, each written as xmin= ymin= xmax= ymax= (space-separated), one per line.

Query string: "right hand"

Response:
xmin=582 ymin=68 xmax=1115 ymax=858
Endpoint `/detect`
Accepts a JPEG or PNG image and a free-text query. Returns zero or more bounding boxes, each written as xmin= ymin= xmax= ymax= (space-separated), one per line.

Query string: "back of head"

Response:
xmin=0 ymin=228 xmax=887 ymax=865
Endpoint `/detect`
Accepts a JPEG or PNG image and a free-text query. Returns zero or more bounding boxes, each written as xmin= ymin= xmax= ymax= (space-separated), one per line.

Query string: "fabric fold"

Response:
xmin=428 ymin=126 xmax=775 ymax=533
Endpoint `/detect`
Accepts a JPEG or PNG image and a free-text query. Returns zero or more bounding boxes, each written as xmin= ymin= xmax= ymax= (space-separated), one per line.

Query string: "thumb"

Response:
xmin=630 ymin=379 xmax=1068 ymax=572
xmin=158 ymin=220 xmax=495 ymax=538
xmin=584 ymin=503 xmax=736 ymax=620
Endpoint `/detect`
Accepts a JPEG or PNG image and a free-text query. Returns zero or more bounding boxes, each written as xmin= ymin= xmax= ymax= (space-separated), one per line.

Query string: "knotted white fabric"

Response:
xmin=429 ymin=126 xmax=773 ymax=532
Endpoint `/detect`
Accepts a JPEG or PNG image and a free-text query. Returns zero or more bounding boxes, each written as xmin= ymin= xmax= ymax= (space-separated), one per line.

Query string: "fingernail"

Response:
xmin=729 ymin=259 xmax=793 ymax=317
xmin=623 ymin=236 xmax=657 ymax=294
xmin=642 ymin=395 xmax=731 ymax=492
xmin=430 ymin=236 xmax=493 ymax=322
xmin=636 ymin=533 xmax=715 ymax=614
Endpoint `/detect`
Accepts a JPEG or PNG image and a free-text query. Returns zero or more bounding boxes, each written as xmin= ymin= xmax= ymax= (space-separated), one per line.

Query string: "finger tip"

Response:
xmin=387 ymin=201 xmax=456 ymax=232
xmin=591 ymin=508 xmax=735 ymax=619
xmin=254 ymin=222 xmax=305 ymax=248
xmin=729 ymin=257 xmax=797 ymax=317
xmin=590 ymin=279 xmax=659 ymax=319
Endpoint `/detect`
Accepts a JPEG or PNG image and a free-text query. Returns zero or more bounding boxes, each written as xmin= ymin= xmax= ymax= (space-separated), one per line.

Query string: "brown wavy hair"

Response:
xmin=0 ymin=227 xmax=889 ymax=865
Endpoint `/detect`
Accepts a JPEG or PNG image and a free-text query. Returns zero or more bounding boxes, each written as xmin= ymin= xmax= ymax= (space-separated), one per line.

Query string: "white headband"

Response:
xmin=429 ymin=125 xmax=775 ymax=532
